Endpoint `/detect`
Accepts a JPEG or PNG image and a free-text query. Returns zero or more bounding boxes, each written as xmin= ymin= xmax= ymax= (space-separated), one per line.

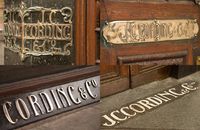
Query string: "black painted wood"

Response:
xmin=170 ymin=65 xmax=198 ymax=79
xmin=4 ymin=0 xmax=75 ymax=65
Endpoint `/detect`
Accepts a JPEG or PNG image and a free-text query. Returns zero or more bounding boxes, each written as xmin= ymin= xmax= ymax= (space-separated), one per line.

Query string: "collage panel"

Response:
xmin=101 ymin=65 xmax=200 ymax=130
xmin=0 ymin=66 xmax=100 ymax=130
xmin=0 ymin=0 xmax=101 ymax=130
xmin=0 ymin=0 xmax=100 ymax=65
xmin=100 ymin=0 xmax=200 ymax=66
xmin=1 ymin=0 xmax=200 ymax=130
xmin=100 ymin=66 xmax=200 ymax=130
xmin=100 ymin=0 xmax=200 ymax=130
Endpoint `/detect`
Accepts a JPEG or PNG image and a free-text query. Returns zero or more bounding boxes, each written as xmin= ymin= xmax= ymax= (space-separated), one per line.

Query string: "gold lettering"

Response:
xmin=177 ymin=23 xmax=184 ymax=37
xmin=102 ymin=115 xmax=117 ymax=127
xmin=103 ymin=20 xmax=198 ymax=44
xmin=110 ymin=110 xmax=127 ymax=121
xmin=30 ymin=25 xmax=38 ymax=37
xmin=38 ymin=24 xmax=44 ymax=38
xmin=169 ymin=88 xmax=186 ymax=96
xmin=137 ymin=99 xmax=157 ymax=109
xmin=49 ymin=10 xmax=57 ymax=23
xmin=129 ymin=103 xmax=145 ymax=113
xmin=56 ymin=25 xmax=63 ymax=39
xmin=158 ymin=91 xmax=178 ymax=100
xmin=45 ymin=24 xmax=52 ymax=38
xmin=120 ymin=107 xmax=136 ymax=117
xmin=4 ymin=5 xmax=73 ymax=59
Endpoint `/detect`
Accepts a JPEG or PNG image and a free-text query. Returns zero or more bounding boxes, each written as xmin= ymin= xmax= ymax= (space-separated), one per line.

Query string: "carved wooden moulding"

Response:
xmin=102 ymin=19 xmax=199 ymax=45
xmin=4 ymin=0 xmax=74 ymax=64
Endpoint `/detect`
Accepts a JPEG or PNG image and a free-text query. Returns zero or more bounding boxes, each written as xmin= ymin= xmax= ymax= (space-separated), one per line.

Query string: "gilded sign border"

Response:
xmin=102 ymin=19 xmax=199 ymax=46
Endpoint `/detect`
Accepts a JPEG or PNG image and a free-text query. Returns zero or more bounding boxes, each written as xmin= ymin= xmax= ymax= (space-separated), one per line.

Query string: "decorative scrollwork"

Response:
xmin=102 ymin=19 xmax=199 ymax=45
xmin=4 ymin=1 xmax=73 ymax=61
xmin=195 ymin=0 xmax=200 ymax=5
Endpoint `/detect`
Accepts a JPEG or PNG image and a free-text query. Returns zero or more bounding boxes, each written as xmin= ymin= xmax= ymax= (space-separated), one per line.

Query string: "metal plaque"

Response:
xmin=0 ymin=76 xmax=100 ymax=130
xmin=196 ymin=56 xmax=200 ymax=65
xmin=102 ymin=19 xmax=199 ymax=45
xmin=4 ymin=0 xmax=74 ymax=62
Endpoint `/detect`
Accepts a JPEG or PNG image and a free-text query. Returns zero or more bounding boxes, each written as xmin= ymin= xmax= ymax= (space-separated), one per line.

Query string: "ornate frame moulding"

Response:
xmin=4 ymin=1 xmax=73 ymax=61
xmin=102 ymin=19 xmax=199 ymax=45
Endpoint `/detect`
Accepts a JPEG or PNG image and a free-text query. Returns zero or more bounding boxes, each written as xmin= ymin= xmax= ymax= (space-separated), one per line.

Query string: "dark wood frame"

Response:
xmin=75 ymin=0 xmax=99 ymax=65
xmin=100 ymin=65 xmax=130 ymax=97
xmin=0 ymin=66 xmax=99 ymax=97
xmin=75 ymin=0 xmax=87 ymax=65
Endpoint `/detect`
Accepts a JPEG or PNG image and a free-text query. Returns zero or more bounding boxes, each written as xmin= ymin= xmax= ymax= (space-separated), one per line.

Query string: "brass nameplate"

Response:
xmin=196 ymin=56 xmax=200 ymax=65
xmin=0 ymin=76 xmax=100 ymax=129
xmin=102 ymin=20 xmax=199 ymax=45
xmin=4 ymin=2 xmax=73 ymax=61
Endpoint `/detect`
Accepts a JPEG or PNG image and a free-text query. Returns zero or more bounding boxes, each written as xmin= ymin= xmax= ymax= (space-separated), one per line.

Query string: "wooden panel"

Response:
xmin=0 ymin=66 xmax=99 ymax=97
xmin=100 ymin=65 xmax=130 ymax=97
xmin=101 ymin=43 xmax=193 ymax=65
xmin=131 ymin=65 xmax=171 ymax=88
xmin=86 ymin=0 xmax=97 ymax=64
xmin=75 ymin=0 xmax=87 ymax=65
xmin=0 ymin=0 xmax=3 ymax=30
xmin=100 ymin=0 xmax=199 ymax=65
xmin=0 ymin=66 xmax=79 ymax=84
xmin=77 ymin=0 xmax=100 ymax=65
xmin=0 ymin=0 xmax=3 ymax=64
xmin=101 ymin=1 xmax=199 ymax=21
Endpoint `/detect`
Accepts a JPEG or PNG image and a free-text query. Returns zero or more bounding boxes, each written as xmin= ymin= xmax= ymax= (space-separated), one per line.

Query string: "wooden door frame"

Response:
xmin=1 ymin=0 xmax=99 ymax=65
xmin=75 ymin=0 xmax=99 ymax=65
xmin=101 ymin=65 xmax=130 ymax=97
xmin=0 ymin=66 xmax=99 ymax=97
xmin=75 ymin=0 xmax=87 ymax=65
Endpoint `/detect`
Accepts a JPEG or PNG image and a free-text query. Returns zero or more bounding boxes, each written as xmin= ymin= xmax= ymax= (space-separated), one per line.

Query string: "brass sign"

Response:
xmin=4 ymin=1 xmax=73 ymax=61
xmin=196 ymin=56 xmax=200 ymax=65
xmin=102 ymin=19 xmax=199 ymax=45
xmin=101 ymin=81 xmax=199 ymax=127
xmin=0 ymin=76 xmax=100 ymax=129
